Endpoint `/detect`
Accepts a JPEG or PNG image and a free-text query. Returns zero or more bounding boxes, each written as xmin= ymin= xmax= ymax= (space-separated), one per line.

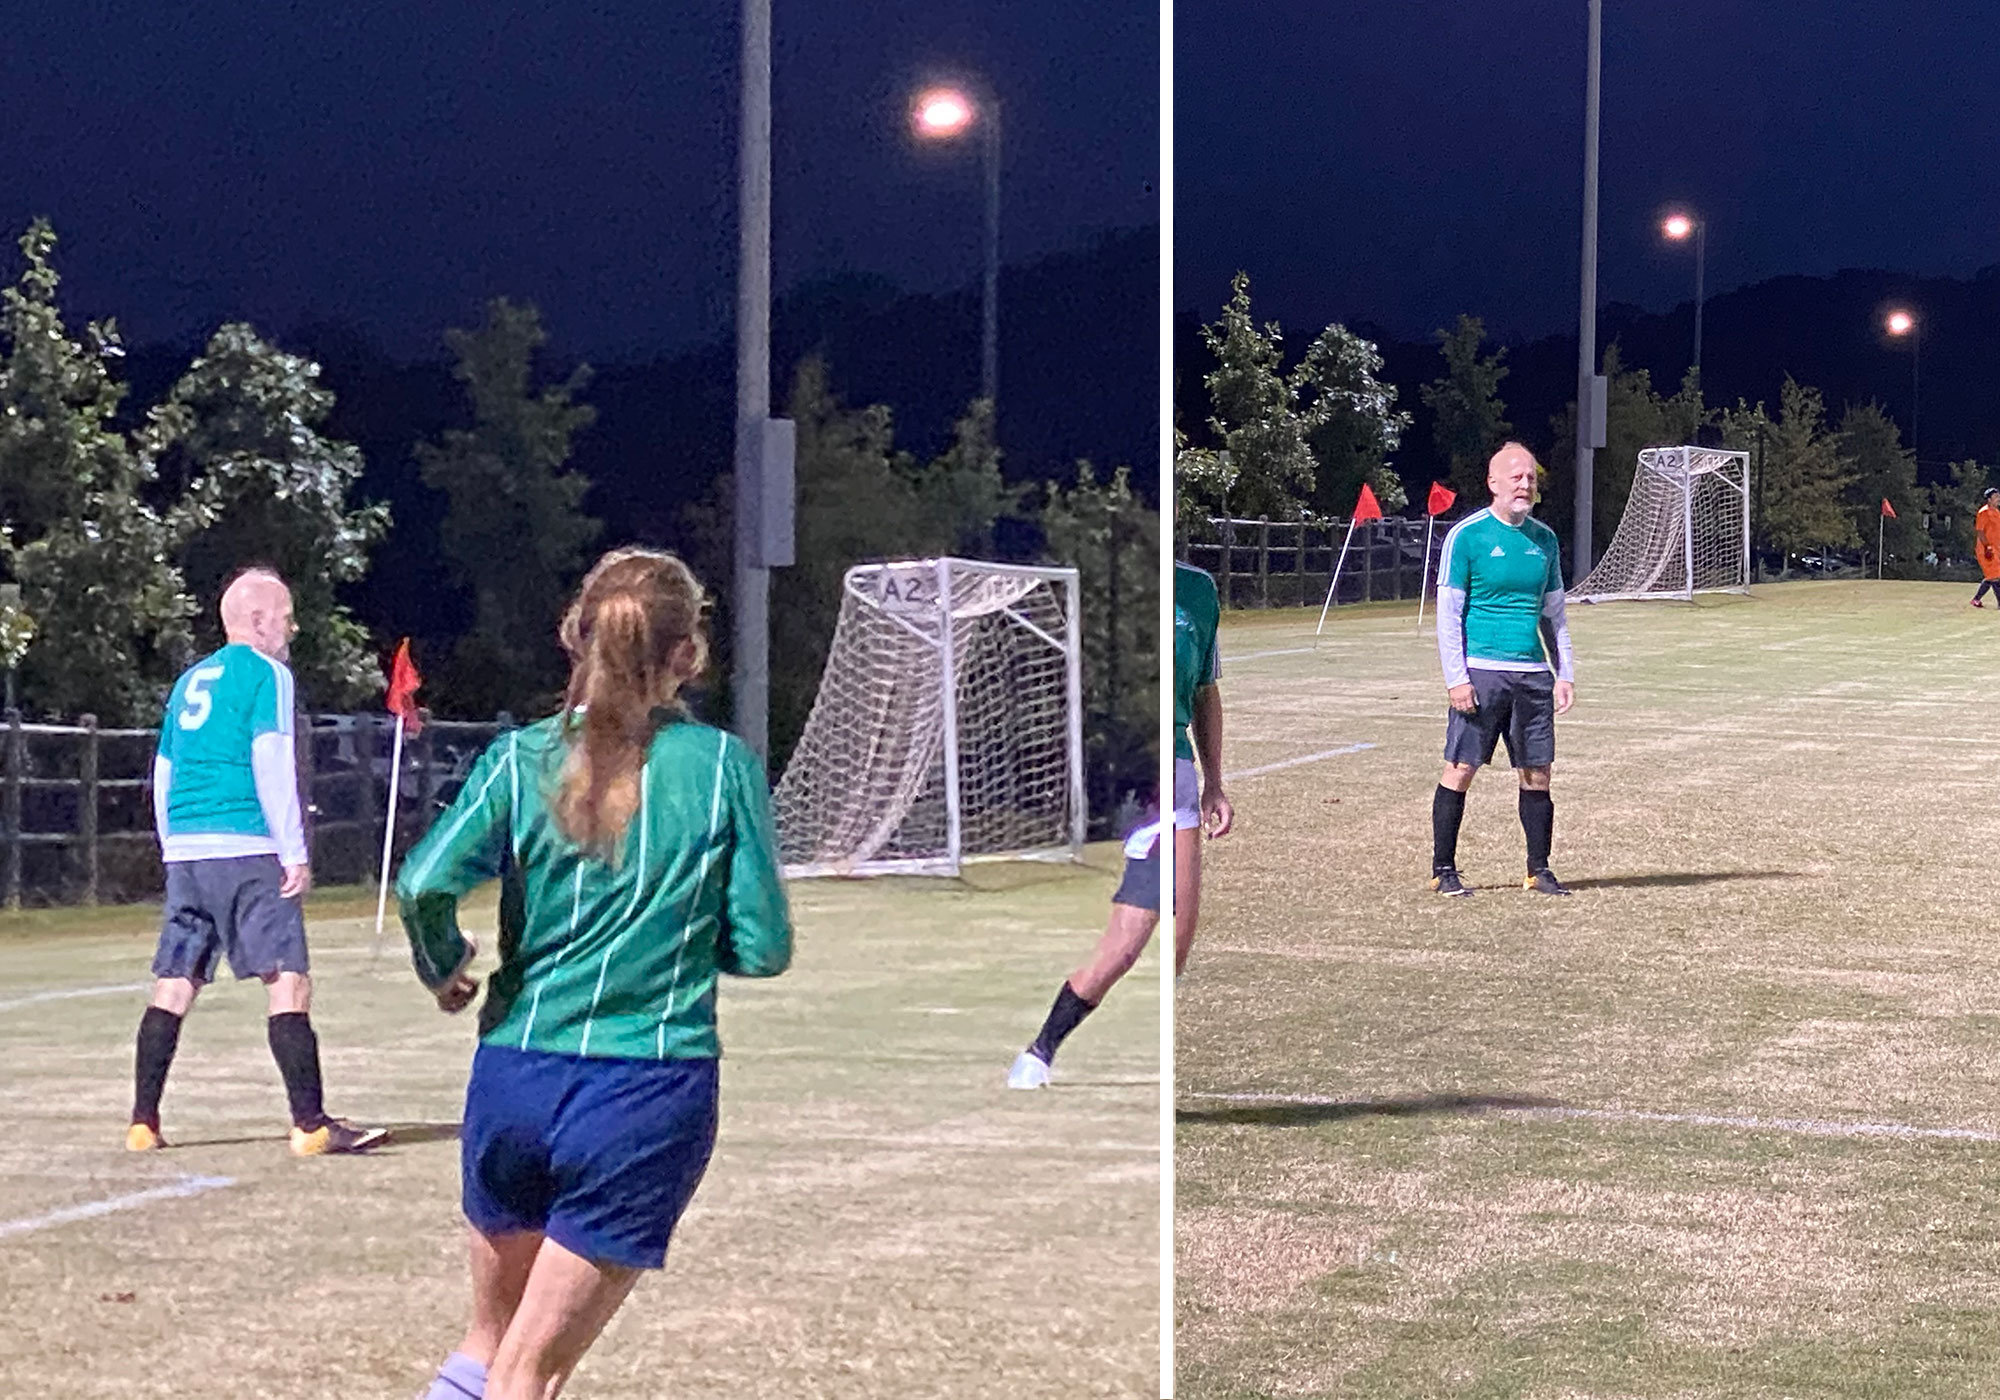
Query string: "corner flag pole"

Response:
xmin=1415 ymin=513 xmax=1438 ymax=632
xmin=370 ymin=715 xmax=406 ymax=963
xmin=1315 ymin=517 xmax=1360 ymax=638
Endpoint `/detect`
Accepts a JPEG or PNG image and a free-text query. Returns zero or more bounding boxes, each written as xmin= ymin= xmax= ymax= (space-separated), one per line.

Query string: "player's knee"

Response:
xmin=264 ymin=970 xmax=312 ymax=1014
xmin=1519 ymin=767 xmax=1551 ymax=791
xmin=1441 ymin=762 xmax=1478 ymax=791
xmin=151 ymin=978 xmax=198 ymax=1015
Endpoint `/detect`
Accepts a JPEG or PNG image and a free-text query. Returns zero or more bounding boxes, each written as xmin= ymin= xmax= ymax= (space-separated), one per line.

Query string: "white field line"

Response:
xmin=1180 ymin=1090 xmax=2000 ymax=1145
xmin=0 ymin=981 xmax=149 ymax=1013
xmin=1228 ymin=743 xmax=1378 ymax=781
xmin=0 ymin=1174 xmax=235 ymax=1240
xmin=1231 ymin=646 xmax=1317 ymax=661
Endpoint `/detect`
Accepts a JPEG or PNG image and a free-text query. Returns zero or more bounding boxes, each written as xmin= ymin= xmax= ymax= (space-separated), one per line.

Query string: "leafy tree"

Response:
xmin=908 ymin=399 xmax=1022 ymax=559
xmin=142 ymin=323 xmax=388 ymax=705
xmin=415 ymin=299 xmax=599 ymax=717
xmin=1293 ymin=323 xmax=1409 ymax=516
xmin=1925 ymin=459 xmax=1991 ymax=566
xmin=1421 ymin=315 xmax=1513 ymax=499
xmin=0 ymin=222 xmax=193 ymax=721
xmin=1179 ymin=273 xmax=1315 ymax=523
xmin=1720 ymin=378 xmax=1857 ymax=563
xmin=1041 ymin=461 xmax=1156 ymax=821
xmin=1546 ymin=348 xmax=1710 ymax=558
xmin=1833 ymin=402 xmax=1921 ymax=571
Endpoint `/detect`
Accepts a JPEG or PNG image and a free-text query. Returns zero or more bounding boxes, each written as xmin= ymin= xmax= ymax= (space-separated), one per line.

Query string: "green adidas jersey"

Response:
xmin=156 ymin=643 xmax=295 ymax=842
xmin=1174 ymin=563 xmax=1221 ymax=762
xmin=396 ymin=714 xmax=793 ymax=1061
xmin=1438 ymin=508 xmax=1566 ymax=672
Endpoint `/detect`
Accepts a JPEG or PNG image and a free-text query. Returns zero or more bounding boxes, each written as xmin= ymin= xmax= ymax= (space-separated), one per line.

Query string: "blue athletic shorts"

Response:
xmin=1112 ymin=847 xmax=1160 ymax=912
xmin=152 ymin=855 xmax=309 ymax=983
xmin=460 ymin=1043 xmax=719 ymax=1270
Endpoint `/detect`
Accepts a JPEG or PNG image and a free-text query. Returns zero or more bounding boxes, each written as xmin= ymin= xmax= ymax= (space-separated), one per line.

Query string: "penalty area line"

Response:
xmin=1228 ymin=743 xmax=1378 ymax=781
xmin=0 ymin=1174 xmax=236 ymax=1241
xmin=1180 ymin=1091 xmax=2000 ymax=1145
xmin=0 ymin=981 xmax=149 ymax=1013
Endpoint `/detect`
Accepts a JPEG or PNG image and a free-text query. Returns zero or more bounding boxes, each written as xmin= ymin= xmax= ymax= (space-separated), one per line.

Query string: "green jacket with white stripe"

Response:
xmin=395 ymin=712 xmax=793 ymax=1060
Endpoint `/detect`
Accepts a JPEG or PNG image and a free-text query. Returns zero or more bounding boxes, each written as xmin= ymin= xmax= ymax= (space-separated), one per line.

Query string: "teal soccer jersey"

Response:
xmin=1436 ymin=508 xmax=1573 ymax=684
xmin=154 ymin=644 xmax=305 ymax=864
xmin=1174 ymin=563 xmax=1221 ymax=762
xmin=396 ymin=714 xmax=794 ymax=1061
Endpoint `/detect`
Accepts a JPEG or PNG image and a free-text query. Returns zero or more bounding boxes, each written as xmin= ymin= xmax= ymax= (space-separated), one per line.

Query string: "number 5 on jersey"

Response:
xmin=178 ymin=664 xmax=226 ymax=731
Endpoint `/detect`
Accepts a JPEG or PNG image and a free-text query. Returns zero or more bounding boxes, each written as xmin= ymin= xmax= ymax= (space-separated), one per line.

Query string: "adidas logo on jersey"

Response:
xmin=1490 ymin=545 xmax=1506 ymax=556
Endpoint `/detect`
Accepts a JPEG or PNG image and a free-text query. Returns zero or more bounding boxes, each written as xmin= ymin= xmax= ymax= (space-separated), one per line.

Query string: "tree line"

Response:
xmin=0 ymin=221 xmax=1155 ymax=818
xmin=1177 ymin=274 xmax=1996 ymax=576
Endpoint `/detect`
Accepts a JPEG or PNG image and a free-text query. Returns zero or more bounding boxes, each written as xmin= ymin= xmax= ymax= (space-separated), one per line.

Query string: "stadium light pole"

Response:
xmin=1573 ymin=0 xmax=1603 ymax=582
xmin=911 ymin=85 xmax=1001 ymax=418
xmin=1662 ymin=211 xmax=1705 ymax=379
xmin=734 ymin=0 xmax=774 ymax=760
xmin=1887 ymin=308 xmax=1919 ymax=457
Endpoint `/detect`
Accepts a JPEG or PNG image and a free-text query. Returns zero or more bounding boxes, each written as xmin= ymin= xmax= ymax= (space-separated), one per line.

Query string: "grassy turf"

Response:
xmin=0 ymin=852 xmax=1158 ymax=1397
xmin=1176 ymin=581 xmax=2000 ymax=1398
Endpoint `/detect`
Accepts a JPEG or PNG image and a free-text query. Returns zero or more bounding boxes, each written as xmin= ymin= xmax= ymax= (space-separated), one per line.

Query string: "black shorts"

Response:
xmin=1112 ymin=846 xmax=1161 ymax=912
xmin=1444 ymin=668 xmax=1556 ymax=770
xmin=151 ymin=855 xmax=310 ymax=983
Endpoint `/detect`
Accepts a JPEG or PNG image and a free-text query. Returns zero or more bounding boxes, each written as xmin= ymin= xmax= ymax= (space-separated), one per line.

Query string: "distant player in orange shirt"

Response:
xmin=1974 ymin=486 xmax=2000 ymax=609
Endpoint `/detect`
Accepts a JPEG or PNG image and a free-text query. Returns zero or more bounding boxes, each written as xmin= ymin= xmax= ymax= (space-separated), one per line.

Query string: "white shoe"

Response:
xmin=1007 ymin=1050 xmax=1052 ymax=1089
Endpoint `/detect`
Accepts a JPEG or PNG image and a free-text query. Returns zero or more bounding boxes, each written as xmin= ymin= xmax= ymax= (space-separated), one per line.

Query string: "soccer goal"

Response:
xmin=773 ymin=558 xmax=1087 ymax=878
xmin=1570 ymin=445 xmax=1752 ymax=602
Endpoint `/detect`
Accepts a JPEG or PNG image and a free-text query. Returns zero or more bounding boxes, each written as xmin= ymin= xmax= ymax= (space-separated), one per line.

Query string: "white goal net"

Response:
xmin=1570 ymin=446 xmax=1751 ymax=602
xmin=773 ymin=558 xmax=1086 ymax=878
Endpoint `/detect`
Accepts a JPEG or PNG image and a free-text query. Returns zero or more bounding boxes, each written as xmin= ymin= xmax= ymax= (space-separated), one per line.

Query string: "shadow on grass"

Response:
xmin=1176 ymin=1092 xmax=1558 ymax=1128
xmin=169 ymin=1120 xmax=461 ymax=1150
xmin=1563 ymin=870 xmax=1801 ymax=891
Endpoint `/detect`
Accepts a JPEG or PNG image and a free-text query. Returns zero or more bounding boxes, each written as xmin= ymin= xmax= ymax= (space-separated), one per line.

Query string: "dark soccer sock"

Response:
xmin=1432 ymin=785 xmax=1467 ymax=873
xmin=132 ymin=1006 xmax=184 ymax=1129
xmin=1520 ymin=789 xmax=1554 ymax=873
xmin=267 ymin=1012 xmax=328 ymax=1130
xmin=1029 ymin=981 xmax=1099 ymax=1065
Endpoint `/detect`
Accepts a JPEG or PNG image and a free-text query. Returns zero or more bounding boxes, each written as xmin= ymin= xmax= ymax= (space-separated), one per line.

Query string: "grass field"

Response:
xmin=1176 ymin=581 xmax=2000 ymax=1398
xmin=0 ymin=854 xmax=1159 ymax=1398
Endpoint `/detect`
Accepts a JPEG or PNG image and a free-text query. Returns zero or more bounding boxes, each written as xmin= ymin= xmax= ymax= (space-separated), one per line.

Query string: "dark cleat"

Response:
xmin=1523 ymin=868 xmax=1572 ymax=897
xmin=290 ymin=1117 xmax=390 ymax=1156
xmin=1429 ymin=867 xmax=1473 ymax=897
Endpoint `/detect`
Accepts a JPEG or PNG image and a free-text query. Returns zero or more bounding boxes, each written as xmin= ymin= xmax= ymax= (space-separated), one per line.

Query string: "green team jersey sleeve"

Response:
xmin=396 ymin=734 xmax=514 ymax=989
xmin=1173 ymin=564 xmax=1222 ymax=762
xmin=718 ymin=737 xmax=792 ymax=978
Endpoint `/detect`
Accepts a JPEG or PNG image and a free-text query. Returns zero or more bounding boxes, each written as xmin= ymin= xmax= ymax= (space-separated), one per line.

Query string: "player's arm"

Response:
xmin=248 ymin=668 xmax=310 ymax=893
xmin=1436 ymin=530 xmax=1474 ymax=708
xmin=717 ymin=739 xmax=793 ymax=978
xmin=1539 ymin=544 xmax=1576 ymax=713
xmin=396 ymin=734 xmax=514 ymax=1003
xmin=1191 ymin=683 xmax=1232 ymax=837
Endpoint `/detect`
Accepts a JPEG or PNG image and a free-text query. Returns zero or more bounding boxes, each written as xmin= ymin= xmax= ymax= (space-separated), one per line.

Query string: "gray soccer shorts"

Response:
xmin=1111 ymin=846 xmax=1161 ymax=913
xmin=152 ymin=855 xmax=310 ymax=983
xmin=1443 ymin=668 xmax=1556 ymax=770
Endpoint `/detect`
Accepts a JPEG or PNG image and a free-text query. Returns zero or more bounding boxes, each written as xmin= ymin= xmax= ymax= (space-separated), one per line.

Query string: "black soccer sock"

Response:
xmin=1520 ymin=789 xmax=1554 ymax=873
xmin=132 ymin=1006 xmax=184 ymax=1130
xmin=267 ymin=1012 xmax=328 ymax=1130
xmin=1432 ymin=785 xmax=1467 ymax=873
xmin=1029 ymin=981 xmax=1099 ymax=1065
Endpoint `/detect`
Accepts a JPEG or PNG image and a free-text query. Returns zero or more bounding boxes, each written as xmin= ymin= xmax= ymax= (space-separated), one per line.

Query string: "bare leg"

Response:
xmin=1068 ymin=902 xmax=1160 ymax=1004
xmin=262 ymin=969 xmax=311 ymax=1015
xmin=485 ymin=1236 xmax=642 ymax=1400
xmin=1439 ymin=761 xmax=1479 ymax=794
xmin=461 ymin=1228 xmax=544 ymax=1366
xmin=1174 ymin=823 xmax=1201 ymax=976
xmin=149 ymin=977 xmax=198 ymax=1015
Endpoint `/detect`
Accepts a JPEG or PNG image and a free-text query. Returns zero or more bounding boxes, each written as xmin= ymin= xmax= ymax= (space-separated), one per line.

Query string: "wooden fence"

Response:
xmin=0 ymin=710 xmax=506 ymax=909
xmin=1181 ymin=515 xmax=1444 ymax=610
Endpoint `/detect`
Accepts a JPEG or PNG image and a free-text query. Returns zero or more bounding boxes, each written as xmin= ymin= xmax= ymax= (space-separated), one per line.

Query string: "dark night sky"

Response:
xmin=2 ymin=0 xmax=1156 ymax=358
xmin=1177 ymin=0 xmax=2000 ymax=343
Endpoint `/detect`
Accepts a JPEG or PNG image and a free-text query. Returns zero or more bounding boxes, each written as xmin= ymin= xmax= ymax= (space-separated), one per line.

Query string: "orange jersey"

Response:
xmin=1978 ymin=503 xmax=2000 ymax=580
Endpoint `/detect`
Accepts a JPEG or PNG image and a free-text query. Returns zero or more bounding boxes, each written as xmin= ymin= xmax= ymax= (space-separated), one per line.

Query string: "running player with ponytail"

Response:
xmin=398 ymin=547 xmax=793 ymax=1400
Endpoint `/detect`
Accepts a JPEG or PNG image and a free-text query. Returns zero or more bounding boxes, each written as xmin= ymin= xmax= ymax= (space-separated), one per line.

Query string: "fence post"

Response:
xmin=1363 ymin=520 xmax=1375 ymax=602
xmin=1392 ymin=520 xmax=1405 ymax=601
xmin=4 ymin=709 xmax=20 ymax=911
xmin=1257 ymin=516 xmax=1271 ymax=608
xmin=1218 ymin=518 xmax=1235 ymax=608
xmin=297 ymin=715 xmax=317 ymax=869
xmin=415 ymin=709 xmax=437 ymax=840
xmin=356 ymin=718 xmax=378 ymax=888
xmin=79 ymin=713 xmax=99 ymax=906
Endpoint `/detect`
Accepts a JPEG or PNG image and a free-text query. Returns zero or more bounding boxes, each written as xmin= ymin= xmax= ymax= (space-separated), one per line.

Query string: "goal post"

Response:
xmin=1570 ymin=445 xmax=1752 ymax=603
xmin=773 ymin=557 xmax=1087 ymax=878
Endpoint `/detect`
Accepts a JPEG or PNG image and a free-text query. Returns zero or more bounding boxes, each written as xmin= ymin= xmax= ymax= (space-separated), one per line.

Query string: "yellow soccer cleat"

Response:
xmin=125 ymin=1122 xmax=167 ymax=1152
xmin=289 ymin=1118 xmax=391 ymax=1157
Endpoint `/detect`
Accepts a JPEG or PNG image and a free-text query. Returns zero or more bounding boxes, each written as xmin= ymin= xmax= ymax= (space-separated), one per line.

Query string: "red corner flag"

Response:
xmin=1426 ymin=480 xmax=1458 ymax=517
xmin=386 ymin=638 xmax=423 ymax=737
xmin=1353 ymin=482 xmax=1385 ymax=522
xmin=1881 ymin=497 xmax=1897 ymax=519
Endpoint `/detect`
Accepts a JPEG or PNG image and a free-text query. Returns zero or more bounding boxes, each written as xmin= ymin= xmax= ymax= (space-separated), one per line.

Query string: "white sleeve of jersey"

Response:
xmin=1540 ymin=590 xmax=1576 ymax=683
xmin=250 ymin=731 xmax=309 ymax=868
xmin=1436 ymin=586 xmax=1471 ymax=689
xmin=152 ymin=755 xmax=172 ymax=850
